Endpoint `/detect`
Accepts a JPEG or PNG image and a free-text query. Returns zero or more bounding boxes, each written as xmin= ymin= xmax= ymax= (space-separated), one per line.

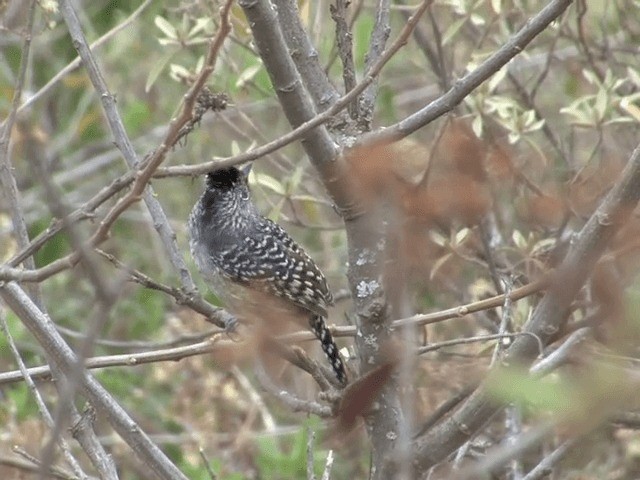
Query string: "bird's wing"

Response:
xmin=214 ymin=226 xmax=332 ymax=316
xmin=258 ymin=219 xmax=333 ymax=305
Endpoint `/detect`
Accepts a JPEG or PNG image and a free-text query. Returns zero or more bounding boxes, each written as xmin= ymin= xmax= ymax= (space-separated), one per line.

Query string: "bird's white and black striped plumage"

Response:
xmin=188 ymin=166 xmax=347 ymax=385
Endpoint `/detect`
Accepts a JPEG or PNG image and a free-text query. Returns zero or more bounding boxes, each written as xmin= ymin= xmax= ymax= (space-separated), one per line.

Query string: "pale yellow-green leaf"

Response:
xmin=429 ymin=230 xmax=448 ymax=248
xmin=158 ymin=38 xmax=179 ymax=47
xmin=169 ymin=63 xmax=191 ymax=82
xmin=582 ymin=68 xmax=599 ymax=86
xmin=145 ymin=50 xmax=176 ymax=92
xmin=287 ymin=165 xmax=305 ymax=194
xmin=255 ymin=173 xmax=286 ymax=196
xmin=231 ymin=140 xmax=241 ymax=156
xmin=195 ymin=55 xmax=205 ymax=74
xmin=454 ymin=227 xmax=470 ymax=246
xmin=470 ymin=13 xmax=485 ymax=26
xmin=442 ymin=17 xmax=467 ymax=46
xmin=604 ymin=116 xmax=635 ymax=126
xmin=595 ymin=88 xmax=608 ymax=121
xmin=236 ymin=63 xmax=262 ymax=89
xmin=627 ymin=67 xmax=640 ymax=87
xmin=620 ymin=97 xmax=640 ymax=122
xmin=154 ymin=16 xmax=177 ymax=39
xmin=527 ymin=119 xmax=546 ymax=132
xmin=291 ymin=194 xmax=321 ymax=203
xmin=487 ymin=67 xmax=507 ymax=93
xmin=189 ymin=18 xmax=211 ymax=38
xmin=522 ymin=109 xmax=536 ymax=127
xmin=299 ymin=196 xmax=321 ymax=223
xmin=613 ymin=78 xmax=627 ymax=91
xmin=512 ymin=230 xmax=527 ymax=250
xmin=181 ymin=13 xmax=189 ymax=37
xmin=472 ymin=114 xmax=483 ymax=137
xmin=267 ymin=198 xmax=286 ymax=221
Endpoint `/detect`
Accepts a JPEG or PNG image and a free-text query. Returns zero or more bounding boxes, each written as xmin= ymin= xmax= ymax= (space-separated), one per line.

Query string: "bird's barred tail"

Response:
xmin=309 ymin=315 xmax=348 ymax=386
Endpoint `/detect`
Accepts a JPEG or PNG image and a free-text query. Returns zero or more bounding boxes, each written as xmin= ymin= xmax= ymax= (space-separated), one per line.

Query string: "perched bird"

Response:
xmin=188 ymin=166 xmax=347 ymax=386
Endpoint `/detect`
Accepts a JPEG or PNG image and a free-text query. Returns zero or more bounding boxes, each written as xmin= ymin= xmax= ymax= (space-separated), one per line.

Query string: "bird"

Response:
xmin=188 ymin=165 xmax=347 ymax=386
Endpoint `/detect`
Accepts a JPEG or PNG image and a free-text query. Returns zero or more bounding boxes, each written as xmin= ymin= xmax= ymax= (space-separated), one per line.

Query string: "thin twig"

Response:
xmin=321 ymin=449 xmax=334 ymax=480
xmin=522 ymin=437 xmax=577 ymax=480
xmin=360 ymin=0 xmax=575 ymax=145
xmin=0 ymin=0 xmax=40 ymax=303
xmin=254 ymin=362 xmax=333 ymax=417
xmin=306 ymin=426 xmax=316 ymax=480
xmin=358 ymin=0 xmax=391 ymax=129
xmin=330 ymin=0 xmax=358 ymax=118
xmin=1 ymin=282 xmax=190 ymax=480
xmin=157 ymin=0 xmax=433 ymax=179
xmin=0 ymin=308 xmax=91 ymax=479
xmin=8 ymin=0 xmax=154 ymax=118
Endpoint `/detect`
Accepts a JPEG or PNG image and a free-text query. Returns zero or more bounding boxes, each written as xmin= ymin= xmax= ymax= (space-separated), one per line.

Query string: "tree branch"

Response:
xmin=0 ymin=282 xmax=188 ymax=480
xmin=412 ymin=138 xmax=640 ymax=472
xmin=361 ymin=0 xmax=575 ymax=145
xmin=358 ymin=0 xmax=391 ymax=129
xmin=275 ymin=0 xmax=340 ymax=111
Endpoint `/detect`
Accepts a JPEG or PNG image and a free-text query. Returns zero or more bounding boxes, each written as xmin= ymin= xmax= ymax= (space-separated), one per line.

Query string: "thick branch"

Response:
xmin=275 ymin=0 xmax=340 ymax=111
xmin=238 ymin=0 xmax=357 ymax=216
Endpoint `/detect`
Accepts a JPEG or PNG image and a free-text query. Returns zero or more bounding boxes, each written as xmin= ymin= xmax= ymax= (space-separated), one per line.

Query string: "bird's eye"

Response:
xmin=240 ymin=189 xmax=250 ymax=200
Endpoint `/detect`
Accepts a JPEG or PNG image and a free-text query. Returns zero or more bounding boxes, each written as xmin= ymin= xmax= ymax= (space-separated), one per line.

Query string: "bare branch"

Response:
xmin=358 ymin=0 xmax=391 ymax=129
xmin=412 ymin=136 xmax=640 ymax=472
xmin=522 ymin=437 xmax=578 ymax=480
xmin=0 ymin=0 xmax=40 ymax=303
xmin=7 ymin=0 xmax=153 ymax=118
xmin=321 ymin=449 xmax=335 ymax=480
xmin=254 ymin=362 xmax=333 ymax=417
xmin=275 ymin=0 xmax=340 ymax=111
xmin=330 ymin=0 xmax=358 ymax=118
xmin=7 ymin=447 xmax=80 ymax=480
xmin=529 ymin=327 xmax=591 ymax=377
xmin=0 ymin=277 xmax=547 ymax=386
xmin=157 ymin=0 xmax=432 ymax=182
xmin=361 ymin=0 xmax=575 ymax=145
xmin=56 ymin=0 xmax=231 ymax=326
xmin=306 ymin=426 xmax=316 ymax=480
xmin=0 ymin=307 xmax=92 ymax=480
xmin=0 ymin=282 xmax=189 ymax=480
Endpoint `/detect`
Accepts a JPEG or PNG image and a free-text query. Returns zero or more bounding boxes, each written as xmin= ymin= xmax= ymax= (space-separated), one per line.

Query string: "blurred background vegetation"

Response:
xmin=2 ymin=0 xmax=640 ymax=478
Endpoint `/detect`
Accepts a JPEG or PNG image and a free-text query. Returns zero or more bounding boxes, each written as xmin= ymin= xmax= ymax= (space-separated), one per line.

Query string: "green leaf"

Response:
xmin=443 ymin=17 xmax=467 ymax=46
xmin=189 ymin=18 xmax=211 ymax=38
xmin=122 ymin=100 xmax=151 ymax=135
xmin=145 ymin=50 xmax=176 ymax=92
xmin=254 ymin=173 xmax=286 ymax=195
xmin=472 ymin=114 xmax=483 ymax=137
xmin=487 ymin=368 xmax=574 ymax=412
xmin=235 ymin=63 xmax=262 ymax=89
xmin=287 ymin=165 xmax=305 ymax=194
xmin=512 ymin=230 xmax=527 ymax=250
xmin=154 ymin=15 xmax=177 ymax=39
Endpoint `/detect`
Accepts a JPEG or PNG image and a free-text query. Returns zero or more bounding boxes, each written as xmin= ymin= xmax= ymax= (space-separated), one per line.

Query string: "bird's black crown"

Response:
xmin=206 ymin=167 xmax=245 ymax=190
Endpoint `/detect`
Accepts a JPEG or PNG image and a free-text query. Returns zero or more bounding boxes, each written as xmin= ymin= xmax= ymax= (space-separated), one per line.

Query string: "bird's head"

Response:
xmin=205 ymin=165 xmax=250 ymax=191
xmin=201 ymin=165 xmax=255 ymax=223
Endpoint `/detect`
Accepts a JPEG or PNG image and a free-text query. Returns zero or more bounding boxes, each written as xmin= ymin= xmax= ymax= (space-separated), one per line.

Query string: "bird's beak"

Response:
xmin=241 ymin=163 xmax=253 ymax=177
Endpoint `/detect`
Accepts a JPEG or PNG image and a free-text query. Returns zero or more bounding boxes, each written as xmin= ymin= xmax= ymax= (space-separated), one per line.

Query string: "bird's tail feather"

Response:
xmin=309 ymin=315 xmax=348 ymax=386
